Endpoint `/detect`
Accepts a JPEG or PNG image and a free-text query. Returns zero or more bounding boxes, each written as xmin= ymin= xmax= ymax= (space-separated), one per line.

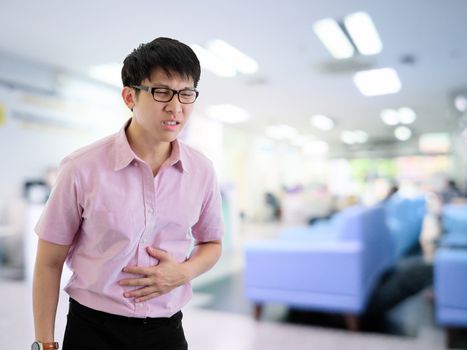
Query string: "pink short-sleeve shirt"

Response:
xmin=35 ymin=120 xmax=224 ymax=318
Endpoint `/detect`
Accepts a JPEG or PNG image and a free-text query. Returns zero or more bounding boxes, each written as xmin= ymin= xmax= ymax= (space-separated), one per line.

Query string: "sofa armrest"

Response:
xmin=435 ymin=248 xmax=467 ymax=308
xmin=245 ymin=240 xmax=364 ymax=296
xmin=435 ymin=248 xmax=467 ymax=327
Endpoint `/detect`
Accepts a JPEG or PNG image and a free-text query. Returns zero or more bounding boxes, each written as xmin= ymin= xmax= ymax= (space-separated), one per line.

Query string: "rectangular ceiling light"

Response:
xmin=206 ymin=39 xmax=258 ymax=74
xmin=344 ymin=12 xmax=383 ymax=55
xmin=313 ymin=18 xmax=355 ymax=59
xmin=353 ymin=68 xmax=401 ymax=96
xmin=191 ymin=44 xmax=236 ymax=77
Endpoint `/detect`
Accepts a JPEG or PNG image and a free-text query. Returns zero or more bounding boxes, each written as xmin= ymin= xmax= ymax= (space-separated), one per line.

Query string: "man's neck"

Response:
xmin=125 ymin=121 xmax=172 ymax=170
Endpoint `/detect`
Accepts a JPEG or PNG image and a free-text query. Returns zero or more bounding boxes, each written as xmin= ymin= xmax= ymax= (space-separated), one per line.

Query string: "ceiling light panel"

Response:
xmin=341 ymin=131 xmax=357 ymax=144
xmin=206 ymin=39 xmax=258 ymax=74
xmin=353 ymin=130 xmax=368 ymax=143
xmin=191 ymin=44 xmax=236 ymax=78
xmin=353 ymin=68 xmax=401 ymax=96
xmin=394 ymin=126 xmax=412 ymax=141
xmin=455 ymin=95 xmax=467 ymax=112
xmin=398 ymin=107 xmax=416 ymax=124
xmin=340 ymin=130 xmax=368 ymax=144
xmin=380 ymin=109 xmax=399 ymax=125
xmin=313 ymin=18 xmax=355 ymax=59
xmin=380 ymin=107 xmax=416 ymax=125
xmin=344 ymin=12 xmax=383 ymax=55
xmin=310 ymin=114 xmax=335 ymax=130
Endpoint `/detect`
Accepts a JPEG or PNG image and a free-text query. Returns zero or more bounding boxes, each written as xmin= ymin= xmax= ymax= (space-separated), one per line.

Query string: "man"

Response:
xmin=32 ymin=37 xmax=224 ymax=350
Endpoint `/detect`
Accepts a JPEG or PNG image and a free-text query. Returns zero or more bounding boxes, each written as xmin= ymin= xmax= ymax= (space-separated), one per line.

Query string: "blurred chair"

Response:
xmin=244 ymin=204 xmax=393 ymax=330
xmin=385 ymin=194 xmax=426 ymax=259
xmin=434 ymin=248 xmax=467 ymax=348
xmin=438 ymin=203 xmax=467 ymax=249
xmin=434 ymin=203 xmax=467 ymax=348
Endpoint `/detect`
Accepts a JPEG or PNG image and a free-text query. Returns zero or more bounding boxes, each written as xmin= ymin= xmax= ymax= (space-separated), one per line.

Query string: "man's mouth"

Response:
xmin=162 ymin=121 xmax=180 ymax=126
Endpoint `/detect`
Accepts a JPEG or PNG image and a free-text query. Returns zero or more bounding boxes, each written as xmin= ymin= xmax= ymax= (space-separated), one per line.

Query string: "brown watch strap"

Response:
xmin=42 ymin=342 xmax=59 ymax=350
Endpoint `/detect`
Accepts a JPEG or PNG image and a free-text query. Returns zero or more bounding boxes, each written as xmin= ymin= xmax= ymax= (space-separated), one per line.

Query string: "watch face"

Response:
xmin=31 ymin=342 xmax=40 ymax=350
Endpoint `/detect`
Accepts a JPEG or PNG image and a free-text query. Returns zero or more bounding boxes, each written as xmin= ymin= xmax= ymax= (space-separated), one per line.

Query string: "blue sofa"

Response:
xmin=434 ymin=203 xmax=467 ymax=347
xmin=245 ymin=204 xmax=394 ymax=330
xmin=385 ymin=194 xmax=426 ymax=259
xmin=440 ymin=203 xmax=467 ymax=248
xmin=435 ymin=249 xmax=467 ymax=325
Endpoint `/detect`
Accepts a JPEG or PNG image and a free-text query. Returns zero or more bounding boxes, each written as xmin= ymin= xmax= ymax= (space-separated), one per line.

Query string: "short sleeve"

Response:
xmin=34 ymin=158 xmax=83 ymax=245
xmin=191 ymin=170 xmax=224 ymax=243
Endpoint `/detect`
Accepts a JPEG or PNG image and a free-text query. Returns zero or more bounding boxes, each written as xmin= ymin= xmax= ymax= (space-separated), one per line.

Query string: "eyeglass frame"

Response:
xmin=131 ymin=85 xmax=199 ymax=104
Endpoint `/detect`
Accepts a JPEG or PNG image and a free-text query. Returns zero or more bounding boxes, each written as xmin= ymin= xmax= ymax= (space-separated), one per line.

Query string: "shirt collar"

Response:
xmin=168 ymin=139 xmax=190 ymax=174
xmin=113 ymin=119 xmax=189 ymax=173
xmin=114 ymin=119 xmax=136 ymax=171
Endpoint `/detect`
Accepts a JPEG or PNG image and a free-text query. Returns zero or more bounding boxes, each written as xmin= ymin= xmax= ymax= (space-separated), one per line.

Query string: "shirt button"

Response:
xmin=133 ymin=162 xmax=138 ymax=167
xmin=147 ymin=208 xmax=153 ymax=214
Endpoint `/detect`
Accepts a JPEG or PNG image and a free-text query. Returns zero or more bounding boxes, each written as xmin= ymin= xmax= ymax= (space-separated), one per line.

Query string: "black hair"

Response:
xmin=121 ymin=37 xmax=201 ymax=88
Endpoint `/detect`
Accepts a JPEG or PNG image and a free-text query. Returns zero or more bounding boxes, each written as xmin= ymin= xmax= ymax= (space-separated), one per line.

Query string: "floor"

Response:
xmin=193 ymin=271 xmax=432 ymax=335
xmin=0 ymin=221 xmax=461 ymax=349
xmin=0 ymin=279 xmax=448 ymax=350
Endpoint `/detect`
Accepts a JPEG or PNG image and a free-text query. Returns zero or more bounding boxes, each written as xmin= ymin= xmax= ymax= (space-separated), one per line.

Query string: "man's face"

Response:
xmin=130 ymin=68 xmax=195 ymax=143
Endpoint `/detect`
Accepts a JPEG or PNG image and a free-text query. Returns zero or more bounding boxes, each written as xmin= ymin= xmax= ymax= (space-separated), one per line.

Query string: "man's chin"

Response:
xmin=161 ymin=133 xmax=180 ymax=143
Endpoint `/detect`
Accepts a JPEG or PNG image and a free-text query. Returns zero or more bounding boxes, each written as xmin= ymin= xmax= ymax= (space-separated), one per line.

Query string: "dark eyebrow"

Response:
xmin=151 ymin=83 xmax=170 ymax=89
xmin=149 ymin=83 xmax=196 ymax=91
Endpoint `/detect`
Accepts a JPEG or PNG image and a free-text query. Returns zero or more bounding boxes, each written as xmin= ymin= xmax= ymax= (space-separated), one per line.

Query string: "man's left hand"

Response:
xmin=119 ymin=247 xmax=189 ymax=302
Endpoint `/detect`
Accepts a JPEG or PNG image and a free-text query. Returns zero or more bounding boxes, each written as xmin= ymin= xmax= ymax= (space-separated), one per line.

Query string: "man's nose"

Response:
xmin=166 ymin=93 xmax=183 ymax=113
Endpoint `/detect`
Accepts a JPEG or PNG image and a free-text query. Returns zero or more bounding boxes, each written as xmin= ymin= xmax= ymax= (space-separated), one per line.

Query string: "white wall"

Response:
xmin=0 ymin=54 xmax=128 ymax=210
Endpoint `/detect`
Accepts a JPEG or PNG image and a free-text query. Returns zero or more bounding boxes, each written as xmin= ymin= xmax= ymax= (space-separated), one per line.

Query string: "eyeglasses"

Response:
xmin=132 ymin=85 xmax=199 ymax=104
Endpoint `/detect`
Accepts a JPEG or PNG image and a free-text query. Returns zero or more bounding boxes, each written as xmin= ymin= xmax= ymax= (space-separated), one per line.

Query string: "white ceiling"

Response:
xmin=1 ymin=0 xmax=466 ymax=151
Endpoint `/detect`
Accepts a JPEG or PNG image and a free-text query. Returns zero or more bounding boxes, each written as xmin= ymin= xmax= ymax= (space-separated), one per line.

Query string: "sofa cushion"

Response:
xmin=443 ymin=204 xmax=467 ymax=235
xmin=435 ymin=248 xmax=467 ymax=327
xmin=385 ymin=195 xmax=426 ymax=259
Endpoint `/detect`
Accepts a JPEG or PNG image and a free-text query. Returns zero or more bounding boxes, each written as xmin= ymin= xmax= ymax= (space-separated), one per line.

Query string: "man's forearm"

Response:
xmin=32 ymin=239 xmax=69 ymax=343
xmin=33 ymin=263 xmax=63 ymax=342
xmin=183 ymin=240 xmax=222 ymax=282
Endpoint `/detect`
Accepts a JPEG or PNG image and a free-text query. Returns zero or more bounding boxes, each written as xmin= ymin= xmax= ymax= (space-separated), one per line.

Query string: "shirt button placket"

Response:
xmin=136 ymin=302 xmax=144 ymax=316
xmin=141 ymin=168 xmax=156 ymax=268
xmin=142 ymin=207 xmax=153 ymax=244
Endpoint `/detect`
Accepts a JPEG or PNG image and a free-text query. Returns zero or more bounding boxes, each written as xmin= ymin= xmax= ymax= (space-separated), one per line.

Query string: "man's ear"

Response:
xmin=122 ymin=86 xmax=135 ymax=111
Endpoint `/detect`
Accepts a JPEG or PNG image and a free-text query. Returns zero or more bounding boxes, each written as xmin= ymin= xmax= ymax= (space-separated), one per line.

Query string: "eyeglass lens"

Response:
xmin=153 ymin=88 xmax=197 ymax=104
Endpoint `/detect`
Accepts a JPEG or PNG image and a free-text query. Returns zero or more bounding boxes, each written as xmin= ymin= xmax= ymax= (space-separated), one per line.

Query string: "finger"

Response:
xmin=136 ymin=291 xmax=164 ymax=303
xmin=125 ymin=285 xmax=158 ymax=299
xmin=146 ymin=247 xmax=169 ymax=260
xmin=119 ymin=277 xmax=150 ymax=287
xmin=123 ymin=266 xmax=149 ymax=275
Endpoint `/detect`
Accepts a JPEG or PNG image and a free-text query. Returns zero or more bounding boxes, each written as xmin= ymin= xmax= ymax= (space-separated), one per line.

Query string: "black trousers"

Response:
xmin=62 ymin=299 xmax=188 ymax=350
xmin=365 ymin=255 xmax=433 ymax=316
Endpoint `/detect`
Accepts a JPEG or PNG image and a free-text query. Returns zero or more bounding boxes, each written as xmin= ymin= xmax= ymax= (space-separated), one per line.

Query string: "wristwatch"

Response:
xmin=31 ymin=341 xmax=59 ymax=350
